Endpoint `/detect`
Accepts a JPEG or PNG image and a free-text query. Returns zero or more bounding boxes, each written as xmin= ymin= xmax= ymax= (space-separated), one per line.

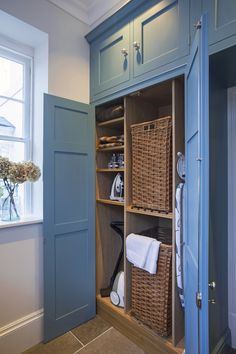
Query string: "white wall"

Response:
xmin=0 ymin=2 xmax=90 ymax=353
xmin=0 ymin=0 xmax=90 ymax=103
xmin=0 ymin=223 xmax=43 ymax=354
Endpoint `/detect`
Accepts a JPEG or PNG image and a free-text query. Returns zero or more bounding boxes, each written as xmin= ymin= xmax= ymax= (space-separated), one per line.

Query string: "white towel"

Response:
xmin=126 ymin=233 xmax=161 ymax=274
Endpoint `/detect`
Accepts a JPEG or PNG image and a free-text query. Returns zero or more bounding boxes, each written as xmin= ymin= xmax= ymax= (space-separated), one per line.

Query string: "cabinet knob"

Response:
xmin=121 ymin=48 xmax=128 ymax=56
xmin=133 ymin=41 xmax=140 ymax=50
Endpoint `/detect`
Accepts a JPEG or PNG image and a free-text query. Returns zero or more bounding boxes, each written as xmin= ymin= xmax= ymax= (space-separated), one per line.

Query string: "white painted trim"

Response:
xmin=0 ymin=310 xmax=43 ymax=354
xmin=0 ymin=217 xmax=43 ymax=229
xmin=48 ymin=0 xmax=89 ymax=23
xmin=228 ymin=86 xmax=236 ymax=349
xmin=48 ymin=0 xmax=130 ymax=27
xmin=0 ymin=309 xmax=43 ymax=336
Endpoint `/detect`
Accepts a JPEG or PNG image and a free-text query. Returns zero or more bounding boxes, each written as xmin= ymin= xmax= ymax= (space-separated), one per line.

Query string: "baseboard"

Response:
xmin=0 ymin=309 xmax=44 ymax=354
xmin=212 ymin=328 xmax=231 ymax=354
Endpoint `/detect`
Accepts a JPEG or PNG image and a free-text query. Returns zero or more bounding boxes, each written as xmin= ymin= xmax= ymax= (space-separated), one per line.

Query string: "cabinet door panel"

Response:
xmin=133 ymin=0 xmax=189 ymax=78
xmin=205 ymin=0 xmax=236 ymax=45
xmin=92 ymin=25 xmax=130 ymax=95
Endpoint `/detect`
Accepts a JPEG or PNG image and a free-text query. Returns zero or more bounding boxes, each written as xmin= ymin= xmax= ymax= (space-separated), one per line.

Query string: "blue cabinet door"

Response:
xmin=92 ymin=24 xmax=130 ymax=96
xmin=133 ymin=0 xmax=189 ymax=78
xmin=204 ymin=0 xmax=236 ymax=46
xmin=43 ymin=94 xmax=95 ymax=342
xmin=185 ymin=14 xmax=209 ymax=354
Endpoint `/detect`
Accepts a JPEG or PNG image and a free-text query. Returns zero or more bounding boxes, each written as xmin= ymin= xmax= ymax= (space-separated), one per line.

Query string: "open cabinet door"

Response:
xmin=185 ymin=14 xmax=209 ymax=354
xmin=43 ymin=94 xmax=95 ymax=342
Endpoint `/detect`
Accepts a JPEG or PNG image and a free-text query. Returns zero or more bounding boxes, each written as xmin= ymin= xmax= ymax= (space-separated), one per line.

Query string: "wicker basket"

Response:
xmin=131 ymin=116 xmax=172 ymax=213
xmin=131 ymin=227 xmax=172 ymax=337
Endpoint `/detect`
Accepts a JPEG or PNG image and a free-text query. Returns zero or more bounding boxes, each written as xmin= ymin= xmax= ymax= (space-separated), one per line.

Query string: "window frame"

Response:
xmin=0 ymin=45 xmax=33 ymax=215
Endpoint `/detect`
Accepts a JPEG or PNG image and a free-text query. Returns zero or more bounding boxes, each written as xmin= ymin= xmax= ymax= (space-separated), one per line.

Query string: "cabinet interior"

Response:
xmin=95 ymin=76 xmax=185 ymax=352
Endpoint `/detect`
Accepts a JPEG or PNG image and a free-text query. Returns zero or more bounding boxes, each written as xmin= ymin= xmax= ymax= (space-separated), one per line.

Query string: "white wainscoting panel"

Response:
xmin=0 ymin=223 xmax=43 ymax=354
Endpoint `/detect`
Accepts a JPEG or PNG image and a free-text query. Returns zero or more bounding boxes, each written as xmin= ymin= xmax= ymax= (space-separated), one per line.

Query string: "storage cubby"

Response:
xmin=95 ymin=77 xmax=185 ymax=353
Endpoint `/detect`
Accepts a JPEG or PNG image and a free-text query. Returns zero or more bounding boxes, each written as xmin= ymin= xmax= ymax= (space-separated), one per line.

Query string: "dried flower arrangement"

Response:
xmin=0 ymin=156 xmax=41 ymax=220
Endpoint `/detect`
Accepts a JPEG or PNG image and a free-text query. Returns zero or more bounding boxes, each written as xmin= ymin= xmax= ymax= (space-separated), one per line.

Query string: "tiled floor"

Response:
xmin=22 ymin=315 xmax=145 ymax=354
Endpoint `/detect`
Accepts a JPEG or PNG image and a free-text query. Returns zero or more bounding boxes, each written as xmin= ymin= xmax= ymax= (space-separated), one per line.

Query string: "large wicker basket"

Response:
xmin=131 ymin=116 xmax=172 ymax=213
xmin=131 ymin=227 xmax=172 ymax=337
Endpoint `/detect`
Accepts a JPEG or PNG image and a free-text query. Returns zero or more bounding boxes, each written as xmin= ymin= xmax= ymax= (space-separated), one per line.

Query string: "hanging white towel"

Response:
xmin=126 ymin=233 xmax=161 ymax=274
xmin=175 ymin=183 xmax=185 ymax=308
xmin=142 ymin=239 xmax=161 ymax=274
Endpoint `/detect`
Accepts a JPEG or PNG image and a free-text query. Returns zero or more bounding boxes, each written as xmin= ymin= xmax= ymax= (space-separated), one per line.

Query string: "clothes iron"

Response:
xmin=110 ymin=173 xmax=124 ymax=202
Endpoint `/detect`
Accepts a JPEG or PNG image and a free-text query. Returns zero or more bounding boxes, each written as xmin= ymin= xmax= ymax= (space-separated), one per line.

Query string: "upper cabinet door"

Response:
xmin=91 ymin=24 xmax=130 ymax=96
xmin=204 ymin=0 xmax=236 ymax=45
xmin=133 ymin=0 xmax=189 ymax=78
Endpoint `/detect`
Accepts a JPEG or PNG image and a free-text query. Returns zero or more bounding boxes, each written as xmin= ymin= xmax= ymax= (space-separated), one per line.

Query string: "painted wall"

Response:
xmin=0 ymin=0 xmax=90 ymax=103
xmin=0 ymin=223 xmax=43 ymax=354
xmin=209 ymin=63 xmax=229 ymax=353
xmin=0 ymin=1 xmax=90 ymax=353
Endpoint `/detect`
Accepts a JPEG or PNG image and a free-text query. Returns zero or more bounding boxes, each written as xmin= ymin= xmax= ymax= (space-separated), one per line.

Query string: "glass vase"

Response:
xmin=1 ymin=194 xmax=20 ymax=221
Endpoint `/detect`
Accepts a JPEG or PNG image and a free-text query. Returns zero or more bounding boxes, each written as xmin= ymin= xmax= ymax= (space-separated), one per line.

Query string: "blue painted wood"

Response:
xmin=133 ymin=0 xmax=189 ymax=78
xmin=92 ymin=24 xmax=130 ymax=95
xmin=185 ymin=14 xmax=209 ymax=354
xmin=89 ymin=0 xmax=189 ymax=101
xmin=204 ymin=0 xmax=236 ymax=46
xmin=43 ymin=94 xmax=95 ymax=342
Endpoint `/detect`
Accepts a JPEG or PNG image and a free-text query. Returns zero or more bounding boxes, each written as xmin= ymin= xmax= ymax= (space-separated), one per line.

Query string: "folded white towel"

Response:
xmin=126 ymin=233 xmax=161 ymax=274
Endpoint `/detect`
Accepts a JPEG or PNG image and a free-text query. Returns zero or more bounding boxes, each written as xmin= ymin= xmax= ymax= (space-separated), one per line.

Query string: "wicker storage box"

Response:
xmin=131 ymin=116 xmax=172 ymax=213
xmin=131 ymin=227 xmax=172 ymax=337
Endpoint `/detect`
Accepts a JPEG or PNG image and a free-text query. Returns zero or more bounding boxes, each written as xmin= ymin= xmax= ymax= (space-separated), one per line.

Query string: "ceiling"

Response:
xmin=48 ymin=0 xmax=130 ymax=27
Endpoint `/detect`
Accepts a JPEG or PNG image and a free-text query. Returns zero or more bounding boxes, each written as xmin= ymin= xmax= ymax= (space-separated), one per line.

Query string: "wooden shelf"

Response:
xmin=126 ymin=206 xmax=173 ymax=219
xmin=97 ymin=145 xmax=124 ymax=152
xmin=97 ymin=199 xmax=124 ymax=206
xmin=97 ymin=168 xmax=125 ymax=172
xmin=97 ymin=117 xmax=124 ymax=127
xmin=97 ymin=295 xmax=182 ymax=354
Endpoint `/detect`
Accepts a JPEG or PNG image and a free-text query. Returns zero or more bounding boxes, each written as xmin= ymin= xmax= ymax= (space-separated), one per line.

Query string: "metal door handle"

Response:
xmin=133 ymin=41 xmax=140 ymax=50
xmin=121 ymin=48 xmax=128 ymax=56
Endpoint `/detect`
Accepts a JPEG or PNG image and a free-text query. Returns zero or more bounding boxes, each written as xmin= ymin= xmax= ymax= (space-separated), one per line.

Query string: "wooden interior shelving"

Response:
xmin=96 ymin=145 xmax=124 ymax=152
xmin=96 ymin=168 xmax=125 ymax=172
xmin=96 ymin=199 xmax=124 ymax=206
xmin=95 ymin=79 xmax=185 ymax=354
xmin=126 ymin=205 xmax=173 ymax=219
xmin=97 ymin=295 xmax=183 ymax=354
xmin=97 ymin=116 xmax=124 ymax=127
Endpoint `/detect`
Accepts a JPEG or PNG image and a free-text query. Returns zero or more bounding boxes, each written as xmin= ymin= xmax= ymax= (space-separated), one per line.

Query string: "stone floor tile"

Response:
xmin=71 ymin=315 xmax=111 ymax=345
xmin=22 ymin=332 xmax=82 ymax=354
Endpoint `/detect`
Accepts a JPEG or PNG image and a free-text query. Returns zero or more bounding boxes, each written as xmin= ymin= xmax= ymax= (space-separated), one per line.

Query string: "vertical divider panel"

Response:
xmin=124 ymin=95 xmax=159 ymax=313
xmin=172 ymin=78 xmax=185 ymax=346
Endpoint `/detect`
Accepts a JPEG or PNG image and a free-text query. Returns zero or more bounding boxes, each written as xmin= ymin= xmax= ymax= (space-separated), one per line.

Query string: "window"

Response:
xmin=0 ymin=46 xmax=32 ymax=216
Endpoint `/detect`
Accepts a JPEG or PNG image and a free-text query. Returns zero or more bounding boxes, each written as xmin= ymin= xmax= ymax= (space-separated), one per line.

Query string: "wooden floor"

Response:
xmin=97 ymin=295 xmax=184 ymax=354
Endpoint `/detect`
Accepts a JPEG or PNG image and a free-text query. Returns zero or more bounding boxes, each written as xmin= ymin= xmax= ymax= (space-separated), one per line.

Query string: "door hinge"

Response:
xmin=196 ymin=292 xmax=202 ymax=309
xmin=194 ymin=21 xmax=202 ymax=30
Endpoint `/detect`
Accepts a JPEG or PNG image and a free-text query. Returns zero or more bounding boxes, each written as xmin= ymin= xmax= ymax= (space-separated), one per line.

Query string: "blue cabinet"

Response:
xmin=133 ymin=0 xmax=189 ymax=78
xmin=87 ymin=0 xmax=190 ymax=102
xmin=91 ymin=24 xmax=130 ymax=96
xmin=204 ymin=0 xmax=236 ymax=48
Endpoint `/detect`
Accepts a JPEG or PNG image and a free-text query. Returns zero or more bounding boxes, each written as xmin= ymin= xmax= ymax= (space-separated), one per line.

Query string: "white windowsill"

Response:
xmin=0 ymin=216 xmax=43 ymax=229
